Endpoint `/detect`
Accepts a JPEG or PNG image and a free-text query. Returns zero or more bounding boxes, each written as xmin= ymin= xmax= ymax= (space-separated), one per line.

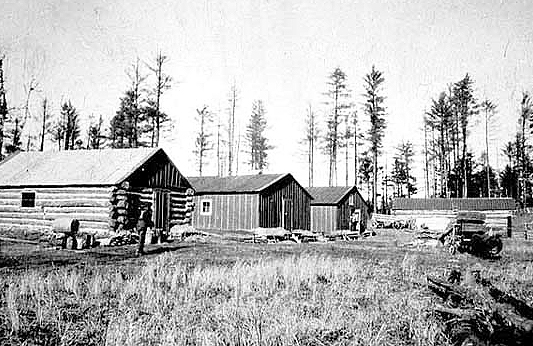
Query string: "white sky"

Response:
xmin=1 ymin=0 xmax=533 ymax=195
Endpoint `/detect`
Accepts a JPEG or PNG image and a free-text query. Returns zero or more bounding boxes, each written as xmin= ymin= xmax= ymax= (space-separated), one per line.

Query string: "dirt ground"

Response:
xmin=1 ymin=229 xmax=530 ymax=273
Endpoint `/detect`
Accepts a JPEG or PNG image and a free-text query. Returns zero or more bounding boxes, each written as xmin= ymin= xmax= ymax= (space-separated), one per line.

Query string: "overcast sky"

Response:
xmin=1 ymin=0 xmax=533 ymax=194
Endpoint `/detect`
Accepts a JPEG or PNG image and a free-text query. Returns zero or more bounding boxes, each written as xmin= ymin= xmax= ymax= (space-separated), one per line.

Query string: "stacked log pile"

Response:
xmin=108 ymin=182 xmax=141 ymax=233
xmin=427 ymin=270 xmax=533 ymax=345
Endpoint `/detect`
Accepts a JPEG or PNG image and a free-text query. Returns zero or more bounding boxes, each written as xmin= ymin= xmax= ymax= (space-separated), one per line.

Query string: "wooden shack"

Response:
xmin=307 ymin=186 xmax=370 ymax=234
xmin=0 ymin=148 xmax=193 ymax=235
xmin=188 ymin=173 xmax=313 ymax=231
xmin=392 ymin=198 xmax=517 ymax=229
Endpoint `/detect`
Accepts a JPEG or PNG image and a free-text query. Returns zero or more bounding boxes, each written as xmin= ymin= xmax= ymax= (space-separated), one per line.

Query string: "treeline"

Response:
xmin=423 ymin=73 xmax=533 ymax=206
xmin=300 ymin=66 xmax=396 ymax=212
xmin=0 ymin=52 xmax=173 ymax=158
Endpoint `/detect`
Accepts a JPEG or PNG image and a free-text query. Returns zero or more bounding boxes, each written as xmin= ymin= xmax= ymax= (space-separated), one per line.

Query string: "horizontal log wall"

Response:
xmin=393 ymin=210 xmax=513 ymax=228
xmin=192 ymin=194 xmax=259 ymax=231
xmin=0 ymin=187 xmax=113 ymax=234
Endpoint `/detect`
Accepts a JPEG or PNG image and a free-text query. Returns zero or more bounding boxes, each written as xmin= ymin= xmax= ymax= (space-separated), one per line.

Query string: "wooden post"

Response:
xmin=507 ymin=216 xmax=512 ymax=238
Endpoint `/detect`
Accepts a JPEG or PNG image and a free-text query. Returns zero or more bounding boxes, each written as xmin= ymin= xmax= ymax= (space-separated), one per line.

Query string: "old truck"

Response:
xmin=439 ymin=211 xmax=503 ymax=258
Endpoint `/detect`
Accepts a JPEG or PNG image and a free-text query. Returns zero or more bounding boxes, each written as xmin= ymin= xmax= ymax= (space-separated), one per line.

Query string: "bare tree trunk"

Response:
xmin=235 ymin=124 xmax=240 ymax=175
xmin=23 ymin=78 xmax=37 ymax=151
xmin=0 ymin=56 xmax=7 ymax=160
xmin=345 ymin=114 xmax=349 ymax=186
xmin=40 ymin=98 xmax=47 ymax=151
xmin=353 ymin=110 xmax=358 ymax=187
xmin=373 ymin=150 xmax=378 ymax=212
xmin=217 ymin=113 xmax=222 ymax=176
xmin=424 ymin=120 xmax=429 ymax=198
xmin=485 ymin=109 xmax=491 ymax=197
xmin=228 ymin=82 xmax=237 ymax=176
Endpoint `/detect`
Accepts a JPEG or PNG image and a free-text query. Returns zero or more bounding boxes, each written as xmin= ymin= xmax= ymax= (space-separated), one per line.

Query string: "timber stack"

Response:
xmin=427 ymin=270 xmax=533 ymax=345
xmin=109 ymin=182 xmax=140 ymax=233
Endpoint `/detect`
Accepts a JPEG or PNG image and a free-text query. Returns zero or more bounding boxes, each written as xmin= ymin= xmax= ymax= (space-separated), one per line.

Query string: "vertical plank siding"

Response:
xmin=310 ymin=206 xmax=336 ymax=233
xmin=311 ymin=188 xmax=370 ymax=233
xmin=259 ymin=177 xmax=311 ymax=230
xmin=0 ymin=187 xmax=113 ymax=234
xmin=192 ymin=194 xmax=259 ymax=231
xmin=128 ymin=150 xmax=191 ymax=190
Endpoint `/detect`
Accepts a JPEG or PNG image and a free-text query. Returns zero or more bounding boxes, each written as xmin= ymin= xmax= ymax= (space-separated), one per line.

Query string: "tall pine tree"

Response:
xmin=363 ymin=66 xmax=386 ymax=212
xmin=246 ymin=100 xmax=271 ymax=172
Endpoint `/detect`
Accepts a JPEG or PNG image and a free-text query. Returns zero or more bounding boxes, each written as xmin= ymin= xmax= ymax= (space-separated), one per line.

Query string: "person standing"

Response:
xmin=349 ymin=207 xmax=359 ymax=234
xmin=136 ymin=204 xmax=154 ymax=256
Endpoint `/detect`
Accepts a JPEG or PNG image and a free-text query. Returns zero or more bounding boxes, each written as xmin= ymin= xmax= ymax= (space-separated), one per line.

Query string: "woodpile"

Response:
xmin=108 ymin=231 xmax=139 ymax=246
xmin=427 ymin=270 xmax=533 ymax=345
xmin=108 ymin=182 xmax=141 ymax=233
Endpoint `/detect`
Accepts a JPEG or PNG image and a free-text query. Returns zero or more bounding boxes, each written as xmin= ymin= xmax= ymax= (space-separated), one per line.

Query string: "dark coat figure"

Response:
xmin=136 ymin=206 xmax=154 ymax=255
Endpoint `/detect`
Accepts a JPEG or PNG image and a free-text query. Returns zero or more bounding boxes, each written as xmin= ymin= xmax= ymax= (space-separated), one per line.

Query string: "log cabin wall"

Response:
xmin=192 ymin=193 xmax=259 ymax=231
xmin=259 ymin=177 xmax=311 ymax=230
xmin=393 ymin=209 xmax=513 ymax=230
xmin=310 ymin=205 xmax=336 ymax=233
xmin=0 ymin=186 xmax=113 ymax=234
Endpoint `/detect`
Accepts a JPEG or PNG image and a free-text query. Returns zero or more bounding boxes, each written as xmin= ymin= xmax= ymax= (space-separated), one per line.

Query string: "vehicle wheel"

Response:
xmin=487 ymin=237 xmax=503 ymax=256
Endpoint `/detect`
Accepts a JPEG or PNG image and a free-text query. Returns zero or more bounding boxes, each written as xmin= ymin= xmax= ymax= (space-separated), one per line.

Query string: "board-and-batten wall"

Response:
xmin=311 ymin=205 xmax=336 ymax=233
xmin=0 ymin=187 xmax=112 ymax=233
xmin=192 ymin=194 xmax=259 ymax=231
xmin=259 ymin=179 xmax=311 ymax=230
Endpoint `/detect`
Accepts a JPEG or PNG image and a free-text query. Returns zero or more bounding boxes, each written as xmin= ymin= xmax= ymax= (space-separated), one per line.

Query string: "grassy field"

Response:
xmin=1 ymin=231 xmax=532 ymax=346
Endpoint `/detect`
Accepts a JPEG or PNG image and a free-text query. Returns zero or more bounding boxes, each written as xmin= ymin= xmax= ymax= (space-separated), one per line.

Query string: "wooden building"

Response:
xmin=188 ymin=174 xmax=313 ymax=231
xmin=392 ymin=198 xmax=517 ymax=229
xmin=307 ymin=186 xmax=370 ymax=234
xmin=0 ymin=148 xmax=193 ymax=235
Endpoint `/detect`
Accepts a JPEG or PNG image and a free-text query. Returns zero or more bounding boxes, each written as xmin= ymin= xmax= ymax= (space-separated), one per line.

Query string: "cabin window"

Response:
xmin=200 ymin=199 xmax=212 ymax=215
xmin=21 ymin=192 xmax=36 ymax=208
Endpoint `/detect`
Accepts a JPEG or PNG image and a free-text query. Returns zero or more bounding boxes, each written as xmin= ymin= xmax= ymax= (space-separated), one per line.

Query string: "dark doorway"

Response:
xmin=153 ymin=189 xmax=170 ymax=233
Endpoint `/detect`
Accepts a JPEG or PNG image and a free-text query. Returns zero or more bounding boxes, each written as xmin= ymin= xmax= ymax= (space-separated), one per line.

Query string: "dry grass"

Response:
xmin=1 ymin=231 xmax=533 ymax=345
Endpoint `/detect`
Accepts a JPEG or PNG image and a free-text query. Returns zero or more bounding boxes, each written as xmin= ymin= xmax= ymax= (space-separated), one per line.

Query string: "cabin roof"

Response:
xmin=0 ymin=148 xmax=164 ymax=187
xmin=392 ymin=198 xmax=517 ymax=211
xmin=307 ymin=186 xmax=359 ymax=205
xmin=188 ymin=173 xmax=312 ymax=196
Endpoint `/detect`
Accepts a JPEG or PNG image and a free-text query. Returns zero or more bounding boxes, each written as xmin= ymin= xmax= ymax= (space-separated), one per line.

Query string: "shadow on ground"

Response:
xmin=0 ymin=240 xmax=203 ymax=271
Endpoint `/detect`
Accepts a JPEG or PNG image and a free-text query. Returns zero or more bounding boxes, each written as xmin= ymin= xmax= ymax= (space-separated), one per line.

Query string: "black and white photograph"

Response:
xmin=0 ymin=1 xmax=532 ymax=345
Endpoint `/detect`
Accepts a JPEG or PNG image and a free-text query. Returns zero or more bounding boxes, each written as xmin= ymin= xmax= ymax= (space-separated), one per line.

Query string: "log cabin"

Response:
xmin=391 ymin=198 xmax=517 ymax=230
xmin=0 ymin=148 xmax=193 ymax=235
xmin=188 ymin=174 xmax=313 ymax=232
xmin=307 ymin=186 xmax=370 ymax=234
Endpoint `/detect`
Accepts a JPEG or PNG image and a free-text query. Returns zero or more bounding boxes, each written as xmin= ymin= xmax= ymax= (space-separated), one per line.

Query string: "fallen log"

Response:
xmin=428 ymin=272 xmax=533 ymax=346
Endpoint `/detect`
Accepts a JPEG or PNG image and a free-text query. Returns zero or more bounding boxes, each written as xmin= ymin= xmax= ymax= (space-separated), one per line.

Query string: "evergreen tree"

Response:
xmin=193 ymin=106 xmax=213 ymax=176
xmin=246 ymin=100 xmax=272 ymax=172
xmin=60 ymin=101 xmax=80 ymax=150
xmin=452 ymin=74 xmax=477 ymax=197
xmin=87 ymin=115 xmax=105 ymax=149
xmin=324 ymin=67 xmax=351 ymax=186
xmin=358 ymin=152 xmax=373 ymax=205
xmin=363 ymin=65 xmax=386 ymax=211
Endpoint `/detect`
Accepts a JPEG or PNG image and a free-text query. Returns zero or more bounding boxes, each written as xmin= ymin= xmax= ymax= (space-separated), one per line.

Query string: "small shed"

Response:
xmin=307 ymin=186 xmax=370 ymax=234
xmin=0 ymin=148 xmax=193 ymax=235
xmin=188 ymin=173 xmax=313 ymax=231
xmin=392 ymin=198 xmax=517 ymax=229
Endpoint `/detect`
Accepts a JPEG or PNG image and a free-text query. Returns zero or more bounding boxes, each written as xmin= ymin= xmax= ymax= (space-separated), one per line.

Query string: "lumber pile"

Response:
xmin=427 ymin=270 xmax=533 ymax=345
